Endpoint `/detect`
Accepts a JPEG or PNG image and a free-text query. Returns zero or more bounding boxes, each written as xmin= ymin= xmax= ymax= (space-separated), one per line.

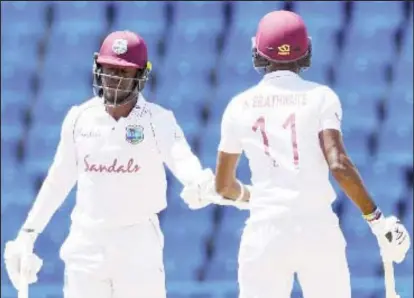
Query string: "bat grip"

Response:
xmin=383 ymin=259 xmax=400 ymax=298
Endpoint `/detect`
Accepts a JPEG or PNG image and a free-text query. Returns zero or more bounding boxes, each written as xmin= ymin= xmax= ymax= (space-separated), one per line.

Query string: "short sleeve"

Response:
xmin=218 ymin=101 xmax=243 ymax=154
xmin=319 ymin=87 xmax=343 ymax=132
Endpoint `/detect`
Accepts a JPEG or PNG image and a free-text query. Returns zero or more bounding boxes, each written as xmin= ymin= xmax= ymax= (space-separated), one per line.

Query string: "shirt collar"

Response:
xmin=261 ymin=70 xmax=300 ymax=82
xmin=135 ymin=93 xmax=146 ymax=109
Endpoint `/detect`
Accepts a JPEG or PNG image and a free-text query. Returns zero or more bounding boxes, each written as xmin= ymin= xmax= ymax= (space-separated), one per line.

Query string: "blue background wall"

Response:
xmin=1 ymin=1 xmax=413 ymax=297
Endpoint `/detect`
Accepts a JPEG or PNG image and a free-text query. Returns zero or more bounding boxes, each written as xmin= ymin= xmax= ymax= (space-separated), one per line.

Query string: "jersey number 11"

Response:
xmin=252 ymin=113 xmax=300 ymax=167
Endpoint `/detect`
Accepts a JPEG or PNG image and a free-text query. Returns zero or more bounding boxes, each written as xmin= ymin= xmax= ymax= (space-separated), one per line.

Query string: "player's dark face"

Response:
xmin=101 ymin=66 xmax=138 ymax=104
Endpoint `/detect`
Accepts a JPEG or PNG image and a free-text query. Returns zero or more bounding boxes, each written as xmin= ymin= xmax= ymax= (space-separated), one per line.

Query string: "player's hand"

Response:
xmin=180 ymin=169 xmax=250 ymax=210
xmin=368 ymin=215 xmax=411 ymax=263
xmin=3 ymin=230 xmax=43 ymax=290
xmin=180 ymin=168 xmax=221 ymax=209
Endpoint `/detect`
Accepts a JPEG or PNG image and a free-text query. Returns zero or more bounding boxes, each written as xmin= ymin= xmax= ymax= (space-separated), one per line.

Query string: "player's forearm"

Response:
xmin=165 ymin=139 xmax=205 ymax=186
xmin=22 ymin=165 xmax=76 ymax=234
xmin=177 ymin=155 xmax=204 ymax=186
xmin=330 ymin=154 xmax=376 ymax=215
xmin=215 ymin=179 xmax=250 ymax=202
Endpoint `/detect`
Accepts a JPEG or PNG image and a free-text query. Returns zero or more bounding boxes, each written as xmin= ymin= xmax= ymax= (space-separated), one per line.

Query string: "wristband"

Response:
xmin=363 ymin=207 xmax=383 ymax=222
xmin=235 ymin=180 xmax=245 ymax=202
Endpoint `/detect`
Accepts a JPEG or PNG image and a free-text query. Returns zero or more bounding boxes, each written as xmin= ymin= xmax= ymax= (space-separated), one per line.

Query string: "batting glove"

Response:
xmin=4 ymin=230 xmax=43 ymax=290
xmin=366 ymin=210 xmax=411 ymax=263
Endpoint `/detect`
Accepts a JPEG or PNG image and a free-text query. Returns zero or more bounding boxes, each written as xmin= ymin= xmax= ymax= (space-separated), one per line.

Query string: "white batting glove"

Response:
xmin=4 ymin=230 xmax=43 ymax=290
xmin=180 ymin=168 xmax=250 ymax=210
xmin=366 ymin=211 xmax=411 ymax=263
xmin=180 ymin=168 xmax=218 ymax=209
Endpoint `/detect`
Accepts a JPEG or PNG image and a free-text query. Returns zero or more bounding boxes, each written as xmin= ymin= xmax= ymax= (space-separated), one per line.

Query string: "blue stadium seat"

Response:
xmin=113 ymin=1 xmax=165 ymax=34
xmin=155 ymin=77 xmax=208 ymax=121
xmin=237 ymin=154 xmax=252 ymax=185
xmin=377 ymin=125 xmax=413 ymax=166
xmin=209 ymin=81 xmax=247 ymax=123
xmin=1 ymin=166 xmax=34 ymax=207
xmin=33 ymin=87 xmax=90 ymax=126
xmin=363 ymin=161 xmax=406 ymax=213
xmin=335 ymin=89 xmax=379 ymax=132
xmin=1 ymin=1 xmax=47 ymax=36
xmin=53 ymin=1 xmax=107 ymax=35
xmin=301 ymin=66 xmax=329 ymax=85
xmin=342 ymin=126 xmax=370 ymax=162
xmin=40 ymin=62 xmax=91 ymax=94
xmin=1 ymin=123 xmax=25 ymax=144
xmin=307 ymin=28 xmax=338 ymax=65
xmin=24 ymin=122 xmax=61 ymax=177
xmin=162 ymin=208 xmax=212 ymax=280
xmin=1 ymin=90 xmax=31 ymax=127
xmin=337 ymin=56 xmax=389 ymax=90
xmin=175 ymin=121 xmax=202 ymax=150
xmin=1 ymin=203 xmax=33 ymax=241
xmin=295 ymin=1 xmax=344 ymax=31
xmin=219 ymin=52 xmax=259 ymax=85
xmin=222 ymin=26 xmax=254 ymax=65
xmin=386 ymin=88 xmax=413 ymax=127
xmin=1 ymin=62 xmax=36 ymax=94
xmin=347 ymin=248 xmax=380 ymax=277
xmin=43 ymin=31 xmax=100 ymax=74
xmin=393 ymin=59 xmax=414 ymax=92
xmin=398 ymin=249 xmax=413 ymax=275
xmin=233 ymin=1 xmax=285 ymax=33
xmin=173 ymin=1 xmax=223 ymax=34
xmin=1 ymin=140 xmax=19 ymax=173
xmin=220 ymin=208 xmax=249 ymax=234
xmin=199 ymin=123 xmax=221 ymax=162
xmin=114 ymin=1 xmax=164 ymax=22
xmin=199 ymin=151 xmax=217 ymax=172
xmin=402 ymin=19 xmax=413 ymax=57
xmin=1 ymin=1 xmax=412 ymax=294
xmin=163 ymin=29 xmax=217 ymax=74
xmin=164 ymin=232 xmax=204 ymax=280
xmin=162 ymin=205 xmax=214 ymax=236
xmin=345 ymin=25 xmax=396 ymax=63
xmin=205 ymin=229 xmax=241 ymax=280
xmin=113 ymin=1 xmax=165 ymax=61
xmin=1 ymin=38 xmax=39 ymax=70
xmin=352 ymin=1 xmax=403 ymax=29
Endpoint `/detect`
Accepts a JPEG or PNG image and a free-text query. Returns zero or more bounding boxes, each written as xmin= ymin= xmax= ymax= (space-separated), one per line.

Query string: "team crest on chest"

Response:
xmin=125 ymin=125 xmax=144 ymax=144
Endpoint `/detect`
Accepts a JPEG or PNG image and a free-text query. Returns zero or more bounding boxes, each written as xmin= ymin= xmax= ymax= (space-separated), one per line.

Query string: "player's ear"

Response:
xmin=299 ymin=38 xmax=312 ymax=70
xmin=137 ymin=61 xmax=152 ymax=79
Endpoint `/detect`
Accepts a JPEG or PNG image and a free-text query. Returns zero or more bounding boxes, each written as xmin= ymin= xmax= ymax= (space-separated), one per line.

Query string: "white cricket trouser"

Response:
xmin=59 ymin=215 xmax=166 ymax=298
xmin=238 ymin=216 xmax=351 ymax=298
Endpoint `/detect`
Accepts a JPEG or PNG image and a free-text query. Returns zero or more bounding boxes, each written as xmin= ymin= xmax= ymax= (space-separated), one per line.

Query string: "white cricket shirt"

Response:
xmin=23 ymin=95 xmax=203 ymax=231
xmin=219 ymin=71 xmax=343 ymax=224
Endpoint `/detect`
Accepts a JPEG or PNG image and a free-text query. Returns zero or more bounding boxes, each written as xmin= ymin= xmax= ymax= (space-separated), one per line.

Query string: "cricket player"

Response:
xmin=3 ymin=30 xmax=213 ymax=298
xmin=181 ymin=11 xmax=411 ymax=298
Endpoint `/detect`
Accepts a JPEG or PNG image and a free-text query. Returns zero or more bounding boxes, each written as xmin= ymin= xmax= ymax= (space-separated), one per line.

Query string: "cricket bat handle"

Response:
xmin=383 ymin=259 xmax=400 ymax=298
xmin=18 ymin=244 xmax=33 ymax=298
xmin=18 ymin=278 xmax=29 ymax=298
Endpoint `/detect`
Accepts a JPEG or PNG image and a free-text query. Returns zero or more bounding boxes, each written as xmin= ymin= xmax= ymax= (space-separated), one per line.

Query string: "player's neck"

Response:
xmin=267 ymin=65 xmax=300 ymax=74
xmin=106 ymin=98 xmax=138 ymax=121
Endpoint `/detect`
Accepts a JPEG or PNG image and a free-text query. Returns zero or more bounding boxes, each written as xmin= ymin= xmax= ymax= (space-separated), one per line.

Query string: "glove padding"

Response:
xmin=180 ymin=168 xmax=250 ymax=210
xmin=180 ymin=168 xmax=217 ymax=209
xmin=4 ymin=231 xmax=43 ymax=290
xmin=368 ymin=215 xmax=411 ymax=263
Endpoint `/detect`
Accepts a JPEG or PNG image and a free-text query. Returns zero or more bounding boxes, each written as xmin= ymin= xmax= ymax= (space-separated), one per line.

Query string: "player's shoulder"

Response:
xmin=63 ymin=97 xmax=103 ymax=125
xmin=146 ymin=100 xmax=172 ymax=117
xmin=74 ymin=96 xmax=104 ymax=113
xmin=300 ymin=78 xmax=340 ymax=101
xmin=143 ymin=98 xmax=177 ymax=124
xmin=68 ymin=96 xmax=103 ymax=115
xmin=226 ymin=85 xmax=258 ymax=112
